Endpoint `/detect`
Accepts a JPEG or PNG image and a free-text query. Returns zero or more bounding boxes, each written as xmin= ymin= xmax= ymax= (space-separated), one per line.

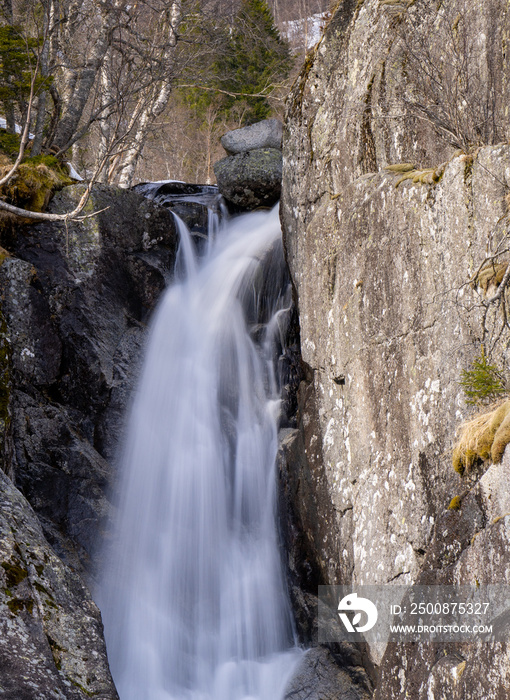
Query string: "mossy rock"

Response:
xmin=1 ymin=559 xmax=28 ymax=587
xmin=214 ymin=148 xmax=282 ymax=209
xmin=0 ymin=159 xmax=72 ymax=233
xmin=0 ymin=137 xmax=73 ymax=231
xmin=0 ymin=162 xmax=72 ymax=211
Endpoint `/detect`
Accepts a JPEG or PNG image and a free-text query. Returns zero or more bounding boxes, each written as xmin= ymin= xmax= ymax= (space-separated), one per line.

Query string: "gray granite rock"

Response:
xmin=214 ymin=148 xmax=282 ymax=209
xmin=281 ymin=0 xmax=510 ymax=697
xmin=0 ymin=468 xmax=118 ymax=699
xmin=220 ymin=118 xmax=283 ymax=155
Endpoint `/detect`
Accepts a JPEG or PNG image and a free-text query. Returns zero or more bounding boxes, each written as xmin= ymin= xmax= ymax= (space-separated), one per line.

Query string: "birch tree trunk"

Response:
xmin=31 ymin=3 xmax=53 ymax=156
xmin=51 ymin=0 xmax=122 ymax=153
xmin=117 ymin=81 xmax=173 ymax=187
xmin=97 ymin=49 xmax=114 ymax=183
xmin=116 ymin=0 xmax=182 ymax=187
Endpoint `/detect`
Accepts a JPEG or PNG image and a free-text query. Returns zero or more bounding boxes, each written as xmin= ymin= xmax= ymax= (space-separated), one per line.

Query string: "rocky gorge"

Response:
xmin=0 ymin=0 xmax=509 ymax=698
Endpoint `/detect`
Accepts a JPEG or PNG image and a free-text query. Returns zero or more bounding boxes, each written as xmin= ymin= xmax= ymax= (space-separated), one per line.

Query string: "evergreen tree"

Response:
xmin=0 ymin=25 xmax=40 ymax=133
xmin=181 ymin=0 xmax=291 ymax=126
xmin=219 ymin=0 xmax=292 ymax=123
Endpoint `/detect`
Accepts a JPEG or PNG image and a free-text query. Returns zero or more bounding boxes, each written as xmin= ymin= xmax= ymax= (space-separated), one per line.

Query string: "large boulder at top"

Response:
xmin=220 ymin=118 xmax=283 ymax=155
xmin=214 ymin=148 xmax=282 ymax=209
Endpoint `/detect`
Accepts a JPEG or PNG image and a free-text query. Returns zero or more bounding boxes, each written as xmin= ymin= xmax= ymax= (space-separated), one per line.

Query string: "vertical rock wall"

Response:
xmin=281 ymin=0 xmax=510 ymax=697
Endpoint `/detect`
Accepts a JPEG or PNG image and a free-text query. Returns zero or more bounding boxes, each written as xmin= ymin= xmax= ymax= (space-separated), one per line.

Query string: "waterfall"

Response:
xmin=98 ymin=203 xmax=303 ymax=700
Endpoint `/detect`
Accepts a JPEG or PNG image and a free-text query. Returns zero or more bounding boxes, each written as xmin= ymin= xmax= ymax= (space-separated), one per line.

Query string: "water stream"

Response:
xmin=98 ymin=199 xmax=303 ymax=699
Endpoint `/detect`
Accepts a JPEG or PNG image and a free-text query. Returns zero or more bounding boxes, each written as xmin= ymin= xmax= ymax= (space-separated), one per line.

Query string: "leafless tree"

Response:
xmin=399 ymin=0 xmax=504 ymax=151
xmin=0 ymin=0 xmax=228 ymax=219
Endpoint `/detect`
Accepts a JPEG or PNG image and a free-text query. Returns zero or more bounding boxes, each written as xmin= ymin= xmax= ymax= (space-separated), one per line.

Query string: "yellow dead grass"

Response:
xmin=474 ymin=262 xmax=508 ymax=294
xmin=452 ymin=399 xmax=510 ymax=475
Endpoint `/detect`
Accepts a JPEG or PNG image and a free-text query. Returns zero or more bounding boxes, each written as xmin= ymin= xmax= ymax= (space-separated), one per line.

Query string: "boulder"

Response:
xmin=284 ymin=647 xmax=373 ymax=700
xmin=214 ymin=148 xmax=282 ymax=209
xmin=220 ymin=118 xmax=283 ymax=155
xmin=0 ymin=468 xmax=118 ymax=699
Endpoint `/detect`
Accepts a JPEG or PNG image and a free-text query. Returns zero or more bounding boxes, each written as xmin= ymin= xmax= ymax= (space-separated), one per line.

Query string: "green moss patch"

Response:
xmin=33 ymin=581 xmax=51 ymax=596
xmin=47 ymin=636 xmax=67 ymax=671
xmin=1 ymin=559 xmax=28 ymax=587
xmin=0 ymin=161 xmax=71 ymax=213
xmin=0 ymin=136 xmax=73 ymax=230
xmin=6 ymin=596 xmax=33 ymax=615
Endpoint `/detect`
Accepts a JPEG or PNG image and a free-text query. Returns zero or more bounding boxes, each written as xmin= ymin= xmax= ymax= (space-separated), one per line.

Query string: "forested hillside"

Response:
xmin=0 ymin=0 xmax=328 ymax=188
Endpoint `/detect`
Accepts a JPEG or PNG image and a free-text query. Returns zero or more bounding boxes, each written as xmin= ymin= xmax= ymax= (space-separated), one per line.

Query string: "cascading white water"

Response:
xmin=98 ymin=204 xmax=303 ymax=700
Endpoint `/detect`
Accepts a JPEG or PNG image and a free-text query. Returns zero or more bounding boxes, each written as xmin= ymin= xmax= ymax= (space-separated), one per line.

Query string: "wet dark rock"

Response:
xmin=133 ymin=181 xmax=220 ymax=235
xmin=214 ymin=148 xmax=282 ymax=209
xmin=0 ymin=184 xmax=177 ymax=577
xmin=0 ymin=183 xmax=178 ymax=697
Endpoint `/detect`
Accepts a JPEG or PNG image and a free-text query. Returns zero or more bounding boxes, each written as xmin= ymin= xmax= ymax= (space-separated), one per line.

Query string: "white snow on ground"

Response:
xmin=67 ymin=163 xmax=84 ymax=180
xmin=147 ymin=179 xmax=185 ymax=185
xmin=281 ymin=12 xmax=328 ymax=50
xmin=0 ymin=116 xmax=35 ymax=138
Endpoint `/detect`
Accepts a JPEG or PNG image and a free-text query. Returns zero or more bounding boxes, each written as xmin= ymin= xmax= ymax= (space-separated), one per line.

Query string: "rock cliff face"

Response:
xmin=281 ymin=0 xmax=510 ymax=697
xmin=0 ymin=185 xmax=177 ymax=697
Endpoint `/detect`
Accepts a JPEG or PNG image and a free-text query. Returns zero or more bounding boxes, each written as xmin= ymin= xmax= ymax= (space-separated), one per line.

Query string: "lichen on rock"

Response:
xmin=281 ymin=0 xmax=510 ymax=697
xmin=214 ymin=148 xmax=282 ymax=209
xmin=0 ymin=468 xmax=118 ymax=699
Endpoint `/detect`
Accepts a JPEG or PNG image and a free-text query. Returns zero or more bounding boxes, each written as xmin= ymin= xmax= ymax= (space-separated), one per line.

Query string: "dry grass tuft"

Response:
xmin=385 ymin=162 xmax=416 ymax=173
xmin=378 ymin=0 xmax=415 ymax=13
xmin=384 ymin=163 xmax=442 ymax=187
xmin=452 ymin=399 xmax=510 ymax=475
xmin=448 ymin=495 xmax=462 ymax=510
xmin=474 ymin=261 xmax=508 ymax=294
xmin=395 ymin=168 xmax=440 ymax=187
